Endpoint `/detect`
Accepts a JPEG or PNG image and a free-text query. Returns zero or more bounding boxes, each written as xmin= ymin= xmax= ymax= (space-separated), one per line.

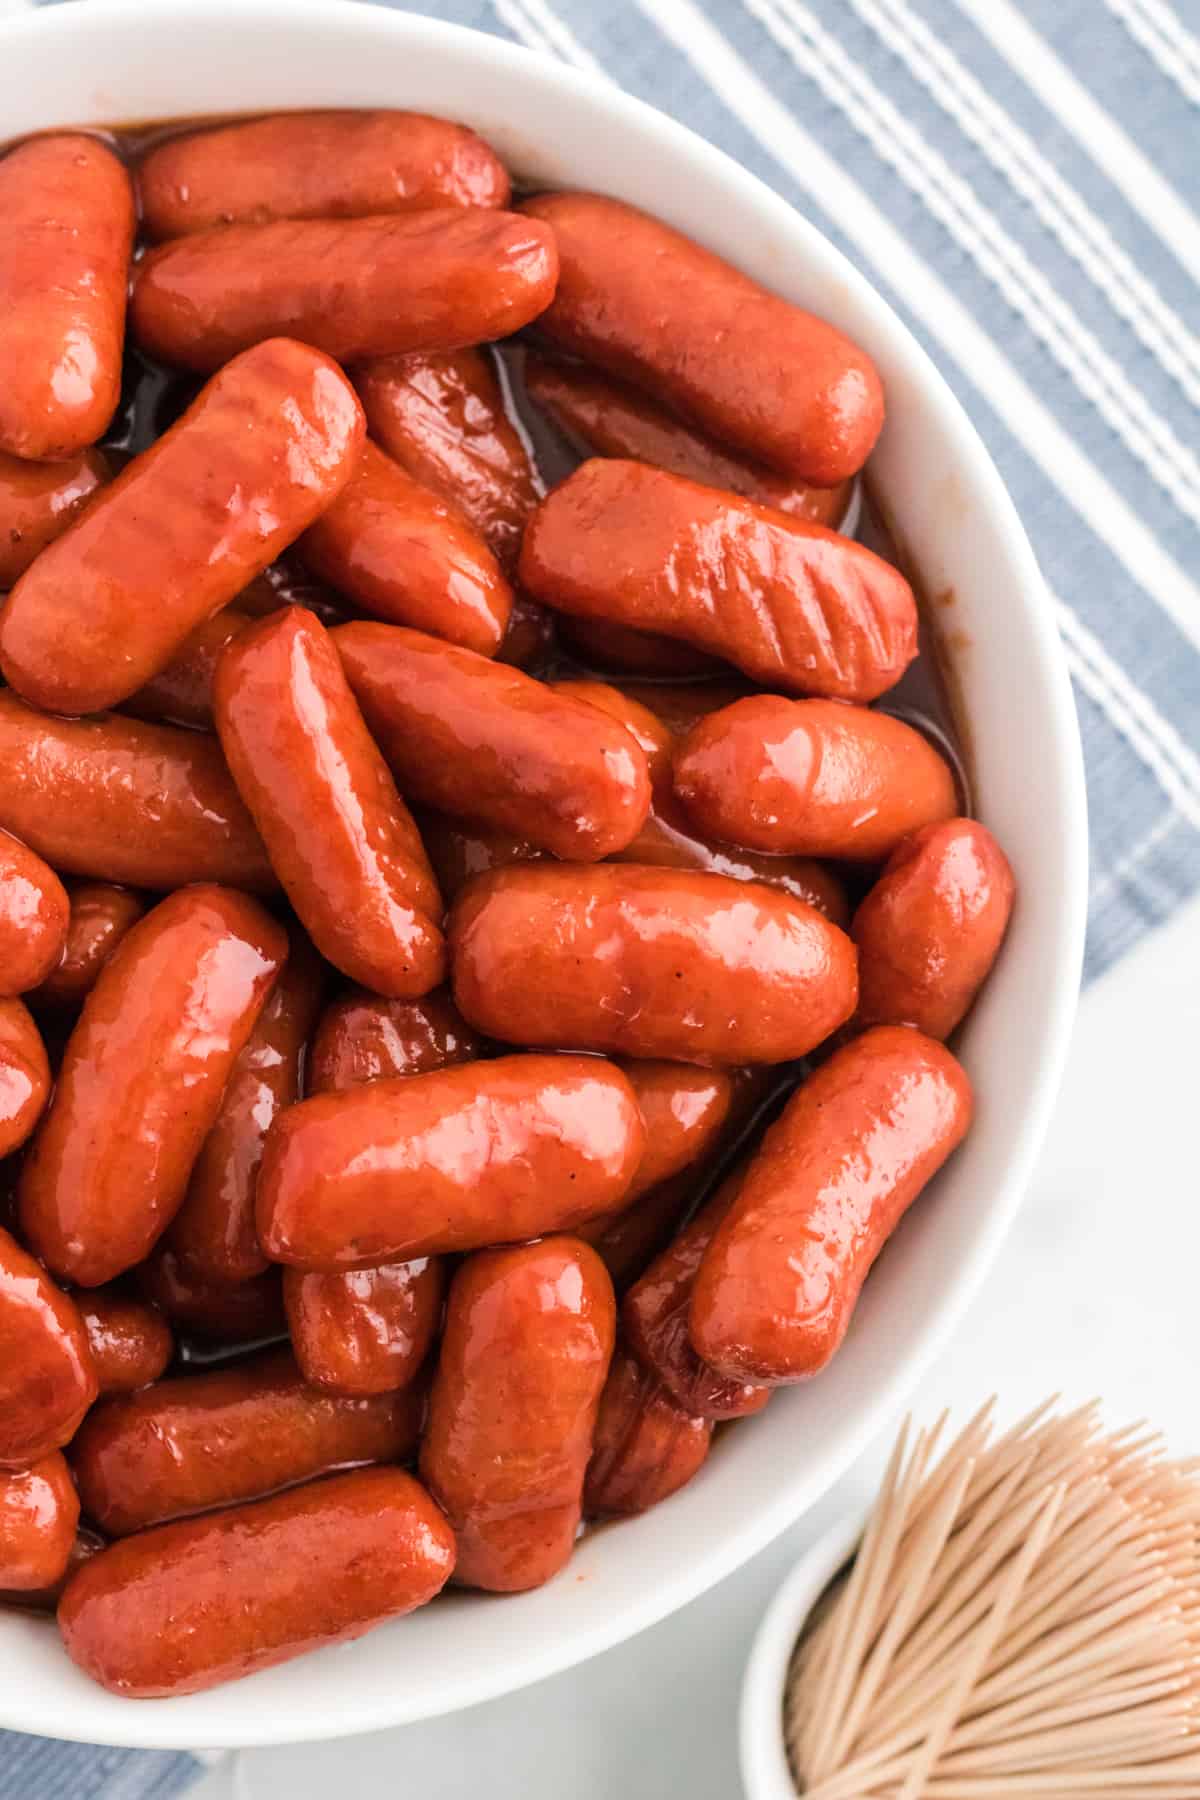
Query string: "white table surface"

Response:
xmin=192 ymin=895 xmax=1200 ymax=1800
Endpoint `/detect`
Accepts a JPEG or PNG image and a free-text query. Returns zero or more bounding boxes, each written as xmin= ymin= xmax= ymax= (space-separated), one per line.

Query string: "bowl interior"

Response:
xmin=0 ymin=0 xmax=1087 ymax=1749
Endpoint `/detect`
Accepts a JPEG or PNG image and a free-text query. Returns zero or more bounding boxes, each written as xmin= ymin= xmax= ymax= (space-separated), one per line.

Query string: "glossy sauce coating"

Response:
xmin=31 ymin=885 xmax=145 ymax=1012
xmin=0 ymin=339 xmax=364 ymax=717
xmin=520 ymin=461 xmax=916 ymax=701
xmin=420 ymin=1237 xmax=615 ymax=1591
xmin=76 ymin=1292 xmax=173 ymax=1396
xmin=285 ymin=1259 xmax=444 ymax=1398
xmin=59 ymin=1466 xmax=456 ymax=1698
xmin=0 ymin=1455 xmax=80 ymax=1591
xmin=0 ymin=447 xmax=108 ymax=589
xmin=137 ymin=109 xmax=510 ymax=237
xmin=308 ymin=986 xmax=480 ymax=1094
xmin=299 ymin=440 xmax=512 ymax=655
xmin=584 ymin=1347 xmax=711 ymax=1518
xmin=70 ymin=1346 xmax=424 ymax=1536
xmin=674 ymin=696 xmax=958 ymax=862
xmin=690 ymin=1027 xmax=973 ymax=1384
xmin=616 ymin=1061 xmax=732 ymax=1202
xmin=559 ymin=616 xmax=722 ymax=679
xmin=168 ymin=934 xmax=324 ymax=1285
xmin=335 ymin=622 xmax=652 ymax=861
xmin=0 ymin=999 xmax=51 ymax=1159
xmin=525 ymin=355 xmax=852 ymax=525
xmin=355 ymin=348 xmax=540 ymax=572
xmin=18 ymin=885 xmax=288 ymax=1288
xmin=136 ymin=1250 xmax=285 ymax=1344
xmin=521 ymin=192 xmax=883 ymax=485
xmin=124 ymin=607 xmax=253 ymax=731
xmin=852 ymin=819 xmax=1016 ymax=1039
xmin=418 ymin=814 xmax=545 ymax=903
xmin=257 ymin=1054 xmax=645 ymax=1269
xmin=0 ymin=1225 xmax=97 ymax=1470
xmin=0 ymin=833 xmax=69 ymax=998
xmin=0 ymin=693 xmax=276 ymax=895
xmin=497 ymin=592 xmax=556 ymax=671
xmin=214 ymin=607 xmax=445 ymax=998
xmin=449 ymin=865 xmax=858 ymax=1065
xmin=0 ymin=135 xmax=134 ymax=459
xmin=131 ymin=209 xmax=559 ymax=372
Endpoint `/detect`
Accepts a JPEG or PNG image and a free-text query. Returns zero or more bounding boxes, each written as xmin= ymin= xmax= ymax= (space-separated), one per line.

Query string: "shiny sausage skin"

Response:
xmin=0 ymin=694 xmax=276 ymax=895
xmin=690 ymin=1027 xmax=973 ymax=1383
xmin=0 ymin=1225 xmax=97 ymax=1470
xmin=168 ymin=935 xmax=325 ymax=1285
xmin=0 ymin=1455 xmax=80 ymax=1590
xmin=299 ymin=442 xmax=513 ymax=655
xmin=59 ymin=1465 xmax=456 ymax=1698
xmin=0 ymin=135 xmax=134 ymax=459
xmin=0 ymin=447 xmax=108 ymax=589
xmin=584 ymin=1348 xmax=711 ymax=1518
xmin=0 ymin=999 xmax=51 ymax=1159
xmin=76 ymin=1292 xmax=173 ymax=1396
xmin=257 ymin=1054 xmax=645 ymax=1269
xmin=124 ymin=608 xmax=254 ymax=731
xmin=673 ymin=696 xmax=958 ymax=862
xmin=70 ymin=1346 xmax=424 ymax=1536
xmin=449 ymin=865 xmax=858 ymax=1065
xmin=354 ymin=349 xmax=541 ymax=572
xmin=334 ymin=622 xmax=652 ymax=861
xmin=18 ymin=886 xmax=288 ymax=1288
xmin=520 ymin=192 xmax=883 ymax=485
xmin=624 ymin=1171 xmax=770 ymax=1420
xmin=0 ymin=1524 xmax=103 ymax=1614
xmin=0 ymin=833 xmax=69 ymax=998
xmin=138 ymin=110 xmax=510 ymax=238
xmin=131 ymin=209 xmax=559 ymax=373
xmin=0 ymin=339 xmax=365 ymax=717
xmin=30 ymin=886 xmax=145 ymax=1012
xmin=852 ymin=819 xmax=1016 ymax=1039
xmin=137 ymin=1250 xmax=285 ymax=1345
xmin=520 ymin=461 xmax=916 ymax=701
xmin=308 ymin=986 xmax=481 ymax=1094
xmin=285 ymin=1260 xmax=444 ymax=1398
xmin=214 ymin=607 xmax=445 ymax=998
xmin=417 ymin=814 xmax=545 ymax=904
xmin=420 ymin=1237 xmax=614 ymax=1591
xmin=616 ymin=1061 xmax=732 ymax=1202
xmin=525 ymin=356 xmax=852 ymax=526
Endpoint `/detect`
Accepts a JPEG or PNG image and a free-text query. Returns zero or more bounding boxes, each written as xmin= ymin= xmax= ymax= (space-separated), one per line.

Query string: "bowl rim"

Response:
xmin=0 ymin=0 xmax=1088 ymax=1749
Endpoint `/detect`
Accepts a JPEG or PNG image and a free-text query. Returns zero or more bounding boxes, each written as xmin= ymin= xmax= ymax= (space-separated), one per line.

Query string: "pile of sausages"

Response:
xmin=0 ymin=109 xmax=1015 ymax=1699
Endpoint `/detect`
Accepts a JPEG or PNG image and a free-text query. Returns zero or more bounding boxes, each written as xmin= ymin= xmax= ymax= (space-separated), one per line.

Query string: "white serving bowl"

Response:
xmin=0 ymin=0 xmax=1088 ymax=1751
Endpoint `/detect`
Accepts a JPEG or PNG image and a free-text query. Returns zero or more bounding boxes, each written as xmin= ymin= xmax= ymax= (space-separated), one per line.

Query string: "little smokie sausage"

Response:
xmin=0 ymin=1226 xmax=97 ymax=1470
xmin=0 ymin=1000 xmax=50 ymax=1158
xmin=299 ymin=441 xmax=513 ymax=655
xmin=285 ymin=1260 xmax=444 ymax=1398
xmin=334 ymin=622 xmax=652 ymax=861
xmin=525 ymin=355 xmax=853 ymax=526
xmin=258 ymin=1054 xmax=644 ymax=1269
xmin=560 ymin=616 xmax=722 ymax=680
xmin=70 ymin=1346 xmax=424 ymax=1536
xmin=0 ymin=447 xmax=108 ymax=589
xmin=616 ymin=1062 xmax=732 ymax=1202
xmin=0 ymin=135 xmax=134 ymax=460
xmin=59 ymin=1466 xmax=456 ymax=1698
xmin=308 ymin=986 xmax=481 ymax=1094
xmin=168 ymin=935 xmax=325 ymax=1285
xmin=420 ymin=1237 xmax=615 ymax=1591
xmin=355 ymin=348 xmax=541 ymax=570
xmin=0 ymin=339 xmax=364 ymax=717
xmin=585 ymin=1347 xmax=711 ymax=1518
xmin=449 ymin=865 xmax=857 ymax=1065
xmin=136 ymin=1251 xmax=285 ymax=1345
xmin=131 ymin=209 xmax=558 ymax=372
xmin=0 ymin=833 xmax=69 ymax=998
xmin=30 ymin=886 xmax=145 ymax=1012
xmin=124 ymin=608 xmax=254 ymax=732
xmin=0 ymin=1455 xmax=80 ymax=1591
xmin=137 ymin=109 xmax=510 ymax=238
xmin=418 ymin=815 xmax=545 ymax=903
xmin=520 ymin=192 xmax=883 ymax=485
xmin=690 ymin=1027 xmax=973 ymax=1384
xmin=214 ymin=607 xmax=445 ymax=998
xmin=0 ymin=694 xmax=276 ymax=895
xmin=673 ymin=696 xmax=958 ymax=862
xmin=0 ymin=1524 xmax=103 ymax=1614
xmin=76 ymin=1293 xmax=173 ymax=1396
xmin=520 ymin=461 xmax=916 ymax=702
xmin=18 ymin=886 xmax=287 ymax=1288
xmin=852 ymin=819 xmax=1016 ymax=1039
